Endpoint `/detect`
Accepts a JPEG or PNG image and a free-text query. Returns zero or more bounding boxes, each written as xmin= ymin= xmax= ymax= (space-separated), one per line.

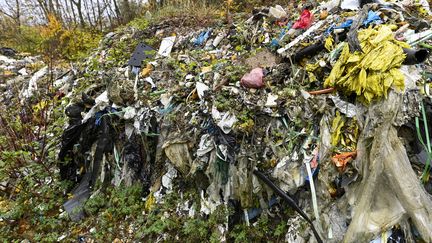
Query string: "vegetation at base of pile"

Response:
xmin=1 ymin=178 xmax=296 ymax=241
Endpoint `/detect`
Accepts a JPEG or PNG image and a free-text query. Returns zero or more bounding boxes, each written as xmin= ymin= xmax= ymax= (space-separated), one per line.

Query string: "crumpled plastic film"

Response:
xmin=162 ymin=138 xmax=192 ymax=175
xmin=325 ymin=25 xmax=410 ymax=103
xmin=20 ymin=66 xmax=48 ymax=101
xmin=344 ymin=91 xmax=432 ymax=242
xmin=292 ymin=9 xmax=314 ymax=30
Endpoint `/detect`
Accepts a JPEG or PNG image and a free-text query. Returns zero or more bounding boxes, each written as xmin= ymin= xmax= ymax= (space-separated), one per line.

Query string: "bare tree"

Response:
xmin=120 ymin=0 xmax=133 ymax=23
xmin=34 ymin=0 xmax=62 ymax=20
xmin=112 ymin=0 xmax=122 ymax=25
xmin=0 ymin=0 xmax=22 ymax=27
xmin=0 ymin=0 xmax=162 ymax=31
xmin=70 ymin=0 xmax=86 ymax=27
xmin=96 ymin=0 xmax=109 ymax=31
xmin=63 ymin=0 xmax=76 ymax=25
xmin=83 ymin=0 xmax=94 ymax=27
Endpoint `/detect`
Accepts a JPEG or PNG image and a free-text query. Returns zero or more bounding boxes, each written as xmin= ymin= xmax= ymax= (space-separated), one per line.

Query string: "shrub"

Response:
xmin=40 ymin=15 xmax=101 ymax=62
xmin=0 ymin=15 xmax=100 ymax=62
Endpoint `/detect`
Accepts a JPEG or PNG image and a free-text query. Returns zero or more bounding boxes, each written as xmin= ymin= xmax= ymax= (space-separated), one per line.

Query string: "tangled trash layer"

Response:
xmin=2 ymin=0 xmax=432 ymax=241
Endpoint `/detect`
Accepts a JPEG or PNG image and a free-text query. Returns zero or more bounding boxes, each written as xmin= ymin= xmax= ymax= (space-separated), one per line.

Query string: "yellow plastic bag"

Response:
xmin=325 ymin=25 xmax=410 ymax=103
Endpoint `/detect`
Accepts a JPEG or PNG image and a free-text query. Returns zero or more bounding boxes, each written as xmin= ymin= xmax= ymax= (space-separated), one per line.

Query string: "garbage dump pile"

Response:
xmin=3 ymin=0 xmax=432 ymax=241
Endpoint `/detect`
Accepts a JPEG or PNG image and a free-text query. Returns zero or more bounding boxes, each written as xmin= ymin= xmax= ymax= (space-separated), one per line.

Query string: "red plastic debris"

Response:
xmin=292 ymin=9 xmax=314 ymax=29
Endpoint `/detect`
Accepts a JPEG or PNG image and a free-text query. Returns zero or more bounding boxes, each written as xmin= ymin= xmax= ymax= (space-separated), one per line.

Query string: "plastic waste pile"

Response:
xmin=1 ymin=53 xmax=49 ymax=104
xmin=5 ymin=0 xmax=432 ymax=241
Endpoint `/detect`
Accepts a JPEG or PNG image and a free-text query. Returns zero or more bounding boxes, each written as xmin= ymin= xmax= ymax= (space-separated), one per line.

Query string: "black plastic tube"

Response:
xmin=288 ymin=31 xmax=348 ymax=63
xmin=403 ymin=48 xmax=430 ymax=65
xmin=253 ymin=170 xmax=323 ymax=243
xmin=292 ymin=42 xmax=325 ymax=62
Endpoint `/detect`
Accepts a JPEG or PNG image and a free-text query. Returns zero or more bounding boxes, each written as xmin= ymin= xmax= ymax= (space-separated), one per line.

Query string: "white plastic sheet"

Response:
xmin=158 ymin=36 xmax=176 ymax=57
xmin=341 ymin=0 xmax=360 ymax=10
xmin=269 ymin=5 xmax=287 ymax=19
xmin=21 ymin=66 xmax=48 ymax=100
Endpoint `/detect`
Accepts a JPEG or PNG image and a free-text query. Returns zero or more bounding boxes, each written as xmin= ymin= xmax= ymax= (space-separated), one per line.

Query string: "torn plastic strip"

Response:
xmin=305 ymin=148 xmax=320 ymax=182
xmin=402 ymin=48 xmax=430 ymax=65
xmin=90 ymin=114 xmax=115 ymax=187
xmin=303 ymin=150 xmax=321 ymax=228
xmin=305 ymin=156 xmax=320 ymax=226
xmin=420 ymin=43 xmax=432 ymax=50
xmin=253 ymin=170 xmax=323 ymax=243
xmin=302 ymin=132 xmax=320 ymax=226
xmin=150 ymin=89 xmax=166 ymax=96
xmin=243 ymin=196 xmax=278 ymax=221
xmin=134 ymin=71 xmax=139 ymax=100
xmin=113 ymin=146 xmax=122 ymax=170
xmin=244 ymin=209 xmax=250 ymax=226
xmin=409 ymin=31 xmax=432 ymax=46
xmin=305 ymin=166 xmax=320 ymax=182
xmin=159 ymin=103 xmax=175 ymax=115
xmin=94 ymin=107 xmax=119 ymax=126
xmin=347 ymin=5 xmax=370 ymax=53
xmin=277 ymin=20 xmax=325 ymax=54
xmin=63 ymin=173 xmax=91 ymax=221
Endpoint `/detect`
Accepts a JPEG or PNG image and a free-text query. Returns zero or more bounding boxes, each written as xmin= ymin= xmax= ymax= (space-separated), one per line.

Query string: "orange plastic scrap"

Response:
xmin=331 ymin=151 xmax=357 ymax=172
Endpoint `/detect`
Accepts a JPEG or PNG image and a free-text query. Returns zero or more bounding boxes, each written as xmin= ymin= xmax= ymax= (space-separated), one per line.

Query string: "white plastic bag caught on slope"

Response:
xmin=20 ymin=66 xmax=48 ymax=101
xmin=158 ymin=36 xmax=176 ymax=57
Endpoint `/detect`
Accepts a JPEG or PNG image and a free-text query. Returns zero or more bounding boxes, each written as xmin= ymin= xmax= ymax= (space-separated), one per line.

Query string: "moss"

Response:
xmin=128 ymin=18 xmax=149 ymax=30
xmin=235 ymin=110 xmax=255 ymax=134
xmin=105 ymin=39 xmax=136 ymax=67
xmin=225 ymin=64 xmax=248 ymax=83
xmin=214 ymin=88 xmax=244 ymax=113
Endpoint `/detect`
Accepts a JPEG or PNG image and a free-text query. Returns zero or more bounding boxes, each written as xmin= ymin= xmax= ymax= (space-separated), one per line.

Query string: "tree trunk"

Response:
xmin=83 ymin=0 xmax=94 ymax=27
xmin=113 ymin=0 xmax=122 ymax=25
xmin=65 ymin=0 xmax=77 ymax=25
xmin=15 ymin=0 xmax=21 ymax=28
xmin=121 ymin=0 xmax=133 ymax=24
xmin=36 ymin=0 xmax=51 ymax=21
xmin=71 ymin=0 xmax=86 ymax=28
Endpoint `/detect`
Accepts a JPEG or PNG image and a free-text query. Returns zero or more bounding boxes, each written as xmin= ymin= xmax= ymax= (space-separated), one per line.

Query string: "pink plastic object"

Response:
xmin=292 ymin=10 xmax=314 ymax=29
xmin=241 ymin=68 xmax=265 ymax=88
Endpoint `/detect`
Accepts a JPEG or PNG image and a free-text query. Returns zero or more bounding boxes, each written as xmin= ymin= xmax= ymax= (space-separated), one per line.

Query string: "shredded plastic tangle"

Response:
xmin=325 ymin=25 xmax=410 ymax=103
